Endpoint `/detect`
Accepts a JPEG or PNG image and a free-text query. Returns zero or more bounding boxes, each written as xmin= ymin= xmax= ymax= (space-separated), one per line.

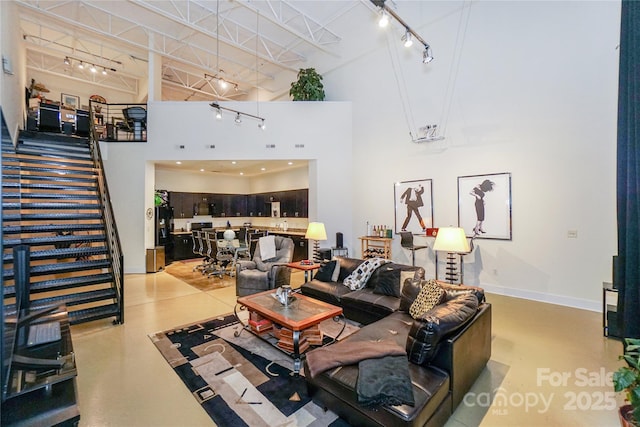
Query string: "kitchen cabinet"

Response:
xmin=172 ymin=234 xmax=195 ymax=260
xmin=170 ymin=192 xmax=195 ymax=218
xmin=168 ymin=190 xmax=307 ymax=218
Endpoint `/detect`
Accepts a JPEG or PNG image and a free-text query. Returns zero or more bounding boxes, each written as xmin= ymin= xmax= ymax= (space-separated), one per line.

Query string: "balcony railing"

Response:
xmin=89 ymin=101 xmax=147 ymax=142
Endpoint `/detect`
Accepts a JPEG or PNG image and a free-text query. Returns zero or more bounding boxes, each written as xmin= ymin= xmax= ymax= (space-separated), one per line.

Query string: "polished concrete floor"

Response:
xmin=69 ymin=268 xmax=624 ymax=427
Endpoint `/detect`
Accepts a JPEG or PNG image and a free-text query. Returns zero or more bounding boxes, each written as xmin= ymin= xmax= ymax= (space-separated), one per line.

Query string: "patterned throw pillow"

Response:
xmin=343 ymin=257 xmax=389 ymax=291
xmin=409 ymin=279 xmax=446 ymax=319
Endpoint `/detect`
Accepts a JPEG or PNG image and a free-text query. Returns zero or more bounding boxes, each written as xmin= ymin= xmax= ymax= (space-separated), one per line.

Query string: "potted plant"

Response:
xmin=289 ymin=68 xmax=325 ymax=101
xmin=614 ymin=338 xmax=640 ymax=426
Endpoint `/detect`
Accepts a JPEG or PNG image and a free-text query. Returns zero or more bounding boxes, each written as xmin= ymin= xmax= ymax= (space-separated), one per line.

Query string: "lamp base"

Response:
xmin=444 ymin=252 xmax=463 ymax=284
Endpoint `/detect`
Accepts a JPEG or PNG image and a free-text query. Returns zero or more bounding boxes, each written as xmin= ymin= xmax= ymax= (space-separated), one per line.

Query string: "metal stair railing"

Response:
xmin=88 ymin=110 xmax=124 ymax=324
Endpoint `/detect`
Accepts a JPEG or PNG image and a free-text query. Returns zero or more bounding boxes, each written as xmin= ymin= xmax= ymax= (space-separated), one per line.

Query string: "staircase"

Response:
xmin=2 ymin=123 xmax=124 ymax=325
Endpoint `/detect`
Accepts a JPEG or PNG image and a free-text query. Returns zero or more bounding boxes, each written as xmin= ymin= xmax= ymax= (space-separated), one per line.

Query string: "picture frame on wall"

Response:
xmin=458 ymin=172 xmax=512 ymax=240
xmin=394 ymin=179 xmax=434 ymax=235
xmin=61 ymin=93 xmax=80 ymax=110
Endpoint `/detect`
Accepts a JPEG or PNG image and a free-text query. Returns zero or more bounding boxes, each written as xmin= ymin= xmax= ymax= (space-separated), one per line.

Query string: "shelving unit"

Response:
xmin=603 ymin=281 xmax=620 ymax=338
xmin=359 ymin=236 xmax=392 ymax=259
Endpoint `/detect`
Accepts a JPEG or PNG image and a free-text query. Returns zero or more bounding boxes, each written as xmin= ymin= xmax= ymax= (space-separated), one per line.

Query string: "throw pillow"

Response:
xmin=409 ymin=279 xmax=446 ymax=319
xmin=331 ymin=258 xmax=341 ymax=282
xmin=372 ymin=266 xmax=421 ymax=298
xmin=343 ymin=257 xmax=389 ymax=291
xmin=313 ymin=260 xmax=339 ymax=282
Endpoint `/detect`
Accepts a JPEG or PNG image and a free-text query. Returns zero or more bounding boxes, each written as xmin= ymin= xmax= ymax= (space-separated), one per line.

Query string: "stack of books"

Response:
xmin=248 ymin=312 xmax=273 ymax=335
xmin=302 ymin=324 xmax=323 ymax=346
xmin=277 ymin=327 xmax=309 ymax=353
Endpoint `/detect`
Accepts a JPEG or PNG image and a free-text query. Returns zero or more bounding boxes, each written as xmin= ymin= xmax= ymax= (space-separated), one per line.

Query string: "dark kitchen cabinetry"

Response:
xmin=170 ymin=192 xmax=195 ymax=218
xmin=270 ymin=232 xmax=308 ymax=262
xmin=172 ymin=234 xmax=195 ymax=261
xmin=169 ymin=190 xmax=307 ymax=218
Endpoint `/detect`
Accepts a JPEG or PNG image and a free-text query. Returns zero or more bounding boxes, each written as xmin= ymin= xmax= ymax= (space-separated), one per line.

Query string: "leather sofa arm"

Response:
xmin=406 ymin=293 xmax=479 ymax=365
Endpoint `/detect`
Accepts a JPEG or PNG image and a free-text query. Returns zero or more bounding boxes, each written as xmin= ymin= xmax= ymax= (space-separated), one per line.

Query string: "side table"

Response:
xmin=287 ymin=261 xmax=321 ymax=283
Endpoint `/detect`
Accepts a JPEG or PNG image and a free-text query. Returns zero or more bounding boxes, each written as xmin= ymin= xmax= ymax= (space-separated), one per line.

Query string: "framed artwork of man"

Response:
xmin=394 ymin=179 xmax=433 ymax=235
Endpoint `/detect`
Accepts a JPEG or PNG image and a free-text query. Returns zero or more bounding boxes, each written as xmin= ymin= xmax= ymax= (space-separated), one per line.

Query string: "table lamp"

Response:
xmin=305 ymin=222 xmax=327 ymax=263
xmin=433 ymin=227 xmax=470 ymax=284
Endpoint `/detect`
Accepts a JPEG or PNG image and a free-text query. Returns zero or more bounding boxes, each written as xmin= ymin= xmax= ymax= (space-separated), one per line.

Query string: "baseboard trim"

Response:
xmin=479 ymin=283 xmax=600 ymax=312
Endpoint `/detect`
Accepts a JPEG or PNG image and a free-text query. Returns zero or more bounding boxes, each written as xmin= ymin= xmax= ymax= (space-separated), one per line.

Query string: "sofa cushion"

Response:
xmin=335 ymin=257 xmax=365 ymax=282
xmin=313 ymin=259 xmax=340 ymax=282
xmin=409 ymin=279 xmax=446 ymax=319
xmin=344 ymin=257 xmax=389 ymax=291
xmin=399 ymin=276 xmax=424 ymax=313
xmin=370 ymin=263 xmax=424 ymax=297
xmin=300 ymin=279 xmax=352 ymax=307
xmin=406 ymin=293 xmax=480 ymax=365
xmin=342 ymin=288 xmax=401 ymax=324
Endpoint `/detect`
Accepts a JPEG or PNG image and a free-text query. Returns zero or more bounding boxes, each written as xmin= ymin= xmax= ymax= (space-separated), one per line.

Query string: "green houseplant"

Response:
xmin=614 ymin=338 xmax=640 ymax=426
xmin=289 ymin=68 xmax=325 ymax=101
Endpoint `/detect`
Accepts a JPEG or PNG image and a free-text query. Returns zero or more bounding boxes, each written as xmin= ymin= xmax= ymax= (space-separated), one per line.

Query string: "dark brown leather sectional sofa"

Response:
xmin=301 ymin=256 xmax=492 ymax=427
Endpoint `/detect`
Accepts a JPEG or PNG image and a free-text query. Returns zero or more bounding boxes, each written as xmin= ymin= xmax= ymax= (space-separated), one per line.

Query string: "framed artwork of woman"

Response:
xmin=458 ymin=172 xmax=512 ymax=240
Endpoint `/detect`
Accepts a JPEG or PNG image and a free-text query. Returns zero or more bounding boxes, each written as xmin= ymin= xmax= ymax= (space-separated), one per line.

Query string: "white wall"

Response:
xmin=324 ymin=0 xmax=620 ymax=310
xmin=0 ymin=1 xmax=26 ymax=142
xmin=102 ymin=101 xmax=352 ymax=273
xmin=155 ymin=168 xmax=251 ymax=194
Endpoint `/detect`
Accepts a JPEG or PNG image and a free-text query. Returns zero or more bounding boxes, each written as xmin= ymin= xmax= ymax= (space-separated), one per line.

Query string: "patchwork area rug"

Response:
xmin=163 ymin=259 xmax=235 ymax=292
xmin=149 ymin=313 xmax=356 ymax=427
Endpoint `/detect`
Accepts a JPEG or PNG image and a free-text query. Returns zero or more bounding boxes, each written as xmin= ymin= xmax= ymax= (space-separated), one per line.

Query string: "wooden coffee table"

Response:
xmin=235 ymin=289 xmax=343 ymax=374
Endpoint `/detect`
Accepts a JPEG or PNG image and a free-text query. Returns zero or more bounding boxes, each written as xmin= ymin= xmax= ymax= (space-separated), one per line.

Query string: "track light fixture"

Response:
xmin=378 ymin=10 xmax=389 ymax=27
xmin=402 ymin=30 xmax=413 ymax=48
xmin=65 ymin=56 xmax=117 ymax=73
xmin=423 ymin=45 xmax=434 ymax=64
xmin=371 ymin=0 xmax=434 ymax=64
xmin=209 ymin=102 xmax=266 ymax=129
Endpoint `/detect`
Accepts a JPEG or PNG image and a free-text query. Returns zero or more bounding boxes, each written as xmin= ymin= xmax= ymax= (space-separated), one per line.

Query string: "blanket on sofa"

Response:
xmin=357 ymin=355 xmax=415 ymax=408
xmin=306 ymin=339 xmax=406 ymax=379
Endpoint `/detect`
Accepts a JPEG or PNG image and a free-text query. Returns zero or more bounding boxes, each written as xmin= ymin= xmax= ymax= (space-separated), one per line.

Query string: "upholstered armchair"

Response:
xmin=235 ymin=235 xmax=294 ymax=297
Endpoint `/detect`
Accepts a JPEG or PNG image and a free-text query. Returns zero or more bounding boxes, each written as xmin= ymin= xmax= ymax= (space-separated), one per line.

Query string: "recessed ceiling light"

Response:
xmin=231 ymin=161 xmax=237 ymax=164
xmin=176 ymin=161 xmax=182 ymax=165
xmin=200 ymin=168 xmax=205 ymax=172
xmin=288 ymin=162 xmax=293 ymax=165
xmin=261 ymin=167 xmax=266 ymax=171
xmin=239 ymin=172 xmax=244 ymax=176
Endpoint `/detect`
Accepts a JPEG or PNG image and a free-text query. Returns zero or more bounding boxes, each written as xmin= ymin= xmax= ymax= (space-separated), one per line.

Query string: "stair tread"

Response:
xmin=4 ymin=234 xmax=106 ymax=247
xmin=3 ymin=224 xmax=104 ymax=234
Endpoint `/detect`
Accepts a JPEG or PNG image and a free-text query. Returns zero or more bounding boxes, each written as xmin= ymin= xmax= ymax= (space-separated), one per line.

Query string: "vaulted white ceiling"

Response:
xmin=17 ymin=0 xmax=392 ymax=102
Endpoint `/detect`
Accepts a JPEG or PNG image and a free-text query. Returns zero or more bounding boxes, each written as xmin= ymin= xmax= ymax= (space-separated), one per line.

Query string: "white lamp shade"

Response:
xmin=433 ymin=227 xmax=470 ymax=253
xmin=305 ymin=222 xmax=327 ymax=241
xmin=223 ymin=229 xmax=235 ymax=241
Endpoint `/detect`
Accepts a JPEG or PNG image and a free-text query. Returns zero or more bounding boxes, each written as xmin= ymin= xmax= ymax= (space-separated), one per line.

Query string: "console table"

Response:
xmin=359 ymin=236 xmax=392 ymax=259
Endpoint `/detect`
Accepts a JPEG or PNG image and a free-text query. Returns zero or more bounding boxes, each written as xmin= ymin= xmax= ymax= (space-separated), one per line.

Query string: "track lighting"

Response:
xmin=78 ymin=61 xmax=84 ymax=69
xmin=371 ymin=0 xmax=434 ymax=64
xmin=102 ymin=67 xmax=108 ymax=75
xmin=63 ymin=56 xmax=70 ymax=65
xmin=423 ymin=45 xmax=434 ymax=63
xmin=209 ymin=102 xmax=266 ymax=130
xmin=65 ymin=56 xmax=118 ymax=74
xmin=219 ymin=79 xmax=228 ymax=89
xmin=90 ymin=64 xmax=97 ymax=73
xmin=402 ymin=31 xmax=413 ymax=48
xmin=378 ymin=10 xmax=389 ymax=27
